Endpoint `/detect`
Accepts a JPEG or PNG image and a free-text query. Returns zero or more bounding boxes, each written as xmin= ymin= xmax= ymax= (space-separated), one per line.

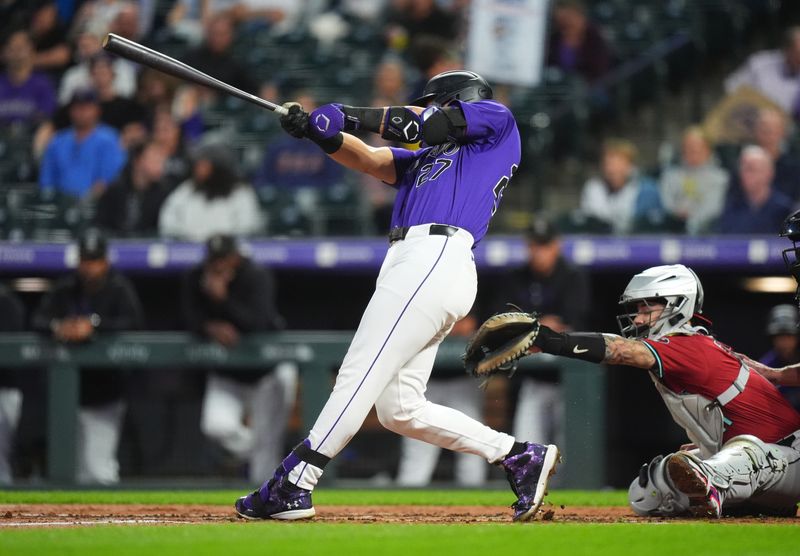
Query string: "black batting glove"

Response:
xmin=280 ymin=102 xmax=309 ymax=138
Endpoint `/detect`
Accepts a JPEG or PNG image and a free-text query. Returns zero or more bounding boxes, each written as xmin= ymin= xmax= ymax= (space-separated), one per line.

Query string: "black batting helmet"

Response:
xmin=411 ymin=70 xmax=493 ymax=107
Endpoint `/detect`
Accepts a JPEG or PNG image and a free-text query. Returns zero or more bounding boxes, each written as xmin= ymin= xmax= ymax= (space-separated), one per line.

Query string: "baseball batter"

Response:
xmin=235 ymin=71 xmax=560 ymax=522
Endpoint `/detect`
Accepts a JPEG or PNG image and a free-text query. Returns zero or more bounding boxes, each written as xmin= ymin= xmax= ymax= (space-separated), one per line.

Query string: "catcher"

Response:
xmin=465 ymin=264 xmax=800 ymax=517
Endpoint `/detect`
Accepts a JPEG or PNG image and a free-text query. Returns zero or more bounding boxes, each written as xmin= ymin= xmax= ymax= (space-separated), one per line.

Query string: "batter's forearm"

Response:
xmin=329 ymin=134 xmax=396 ymax=183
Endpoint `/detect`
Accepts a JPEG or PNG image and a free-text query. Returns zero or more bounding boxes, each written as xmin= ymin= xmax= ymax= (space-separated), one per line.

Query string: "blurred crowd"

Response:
xmin=1 ymin=0 xmax=799 ymax=240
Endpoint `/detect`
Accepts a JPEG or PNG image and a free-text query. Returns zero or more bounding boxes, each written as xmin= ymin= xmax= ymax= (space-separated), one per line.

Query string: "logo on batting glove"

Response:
xmin=314 ymin=114 xmax=330 ymax=133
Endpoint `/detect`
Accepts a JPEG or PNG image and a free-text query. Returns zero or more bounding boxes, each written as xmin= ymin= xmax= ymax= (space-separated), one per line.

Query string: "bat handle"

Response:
xmin=275 ymin=105 xmax=289 ymax=116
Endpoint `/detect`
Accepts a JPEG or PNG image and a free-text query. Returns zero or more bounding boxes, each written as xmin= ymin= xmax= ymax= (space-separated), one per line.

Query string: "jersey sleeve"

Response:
xmin=642 ymin=336 xmax=711 ymax=387
xmin=388 ymin=147 xmax=420 ymax=186
xmin=454 ymin=100 xmax=515 ymax=142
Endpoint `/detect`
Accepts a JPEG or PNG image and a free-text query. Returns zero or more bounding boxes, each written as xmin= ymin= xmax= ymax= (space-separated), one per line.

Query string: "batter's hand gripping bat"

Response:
xmin=102 ymin=33 xmax=288 ymax=116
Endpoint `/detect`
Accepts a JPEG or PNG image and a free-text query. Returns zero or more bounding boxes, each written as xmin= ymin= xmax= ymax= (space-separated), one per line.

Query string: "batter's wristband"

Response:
xmin=310 ymin=132 xmax=344 ymax=154
xmin=341 ymin=106 xmax=384 ymax=134
xmin=533 ymin=327 xmax=606 ymax=363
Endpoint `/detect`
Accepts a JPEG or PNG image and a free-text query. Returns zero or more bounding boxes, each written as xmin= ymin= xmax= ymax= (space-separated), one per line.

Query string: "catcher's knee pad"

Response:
xmin=628 ymin=454 xmax=690 ymax=516
xmin=721 ymin=435 xmax=788 ymax=474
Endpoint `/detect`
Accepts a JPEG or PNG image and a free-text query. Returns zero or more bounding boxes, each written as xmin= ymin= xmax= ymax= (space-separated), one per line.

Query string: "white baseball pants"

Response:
xmin=77 ymin=400 xmax=126 ymax=485
xmin=201 ymin=362 xmax=298 ymax=482
xmin=289 ymin=225 xmax=516 ymax=489
xmin=0 ymin=388 xmax=22 ymax=485
xmin=396 ymin=377 xmax=488 ymax=486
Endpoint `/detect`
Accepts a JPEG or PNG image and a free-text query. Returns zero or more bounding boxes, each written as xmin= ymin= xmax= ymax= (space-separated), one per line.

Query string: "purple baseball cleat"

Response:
xmin=501 ymin=442 xmax=561 ymax=522
xmin=666 ymin=452 xmax=722 ymax=519
xmin=234 ymin=476 xmax=315 ymax=520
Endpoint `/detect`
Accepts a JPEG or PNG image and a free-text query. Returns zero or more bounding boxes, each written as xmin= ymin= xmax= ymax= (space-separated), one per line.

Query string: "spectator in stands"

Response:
xmin=760 ymin=304 xmax=800 ymax=412
xmin=49 ymin=54 xmax=148 ymax=148
xmin=407 ymin=35 xmax=462 ymax=101
xmin=136 ymin=69 xmax=205 ymax=143
xmin=0 ymin=285 xmax=25 ymax=485
xmin=95 ymin=141 xmax=169 ymax=237
xmin=384 ymin=0 xmax=460 ymax=50
xmin=183 ymin=13 xmax=255 ymax=102
xmin=660 ymin=126 xmax=729 ymax=235
xmin=717 ymin=145 xmax=794 ymax=234
xmin=166 ymin=0 xmax=209 ymax=45
xmin=58 ymin=28 xmax=137 ymax=105
xmin=39 ymin=88 xmax=127 ymax=200
xmin=546 ymin=0 xmax=611 ymax=84
xmin=32 ymin=229 xmax=144 ymax=484
xmin=578 ymin=139 xmax=663 ymax=234
xmin=29 ymin=1 xmax=71 ymax=74
xmin=491 ymin=219 xmax=589 ymax=456
xmin=725 ymin=26 xmax=800 ymax=114
xmin=70 ymin=0 xmax=149 ymax=40
xmin=150 ymin=108 xmax=192 ymax=189
xmin=395 ymin=314 xmax=487 ymax=487
xmin=372 ymin=58 xmax=408 ymax=106
xmin=159 ymin=143 xmax=263 ymax=241
xmin=253 ymin=92 xmax=344 ymax=189
xmin=0 ymin=30 xmax=56 ymax=128
xmin=183 ymin=234 xmax=297 ymax=482
xmin=219 ymin=0 xmax=302 ymax=32
xmin=752 ymin=107 xmax=800 ymax=201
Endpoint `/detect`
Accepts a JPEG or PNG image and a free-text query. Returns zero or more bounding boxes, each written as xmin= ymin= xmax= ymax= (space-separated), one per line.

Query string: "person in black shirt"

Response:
xmin=32 ymin=229 xmax=143 ymax=484
xmin=490 ymin=219 xmax=590 ymax=452
xmin=0 ymin=284 xmax=25 ymax=485
xmin=182 ymin=235 xmax=297 ymax=482
xmin=182 ymin=13 xmax=254 ymax=101
xmin=95 ymin=141 xmax=170 ymax=237
xmin=51 ymin=54 xmax=148 ymax=147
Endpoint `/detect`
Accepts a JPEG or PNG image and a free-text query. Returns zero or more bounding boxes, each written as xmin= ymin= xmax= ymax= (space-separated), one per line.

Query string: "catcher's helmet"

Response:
xmin=411 ymin=70 xmax=493 ymax=107
xmin=781 ymin=209 xmax=800 ymax=303
xmin=616 ymin=264 xmax=705 ymax=340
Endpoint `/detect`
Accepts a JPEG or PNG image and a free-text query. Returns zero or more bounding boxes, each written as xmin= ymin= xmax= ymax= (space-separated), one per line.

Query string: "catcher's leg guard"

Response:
xmin=628 ymin=454 xmax=691 ymax=517
xmin=690 ymin=435 xmax=790 ymax=506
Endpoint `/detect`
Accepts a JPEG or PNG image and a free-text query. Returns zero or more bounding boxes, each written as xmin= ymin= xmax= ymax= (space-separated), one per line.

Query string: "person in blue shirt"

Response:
xmin=38 ymin=89 xmax=126 ymax=199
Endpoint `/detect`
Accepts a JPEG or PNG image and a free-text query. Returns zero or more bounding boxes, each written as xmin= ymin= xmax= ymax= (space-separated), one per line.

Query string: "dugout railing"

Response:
xmin=0 ymin=332 xmax=605 ymax=489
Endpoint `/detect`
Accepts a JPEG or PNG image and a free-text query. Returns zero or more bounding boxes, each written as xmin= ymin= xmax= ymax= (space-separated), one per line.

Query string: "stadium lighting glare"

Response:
xmin=12 ymin=278 xmax=51 ymax=292
xmin=741 ymin=276 xmax=797 ymax=293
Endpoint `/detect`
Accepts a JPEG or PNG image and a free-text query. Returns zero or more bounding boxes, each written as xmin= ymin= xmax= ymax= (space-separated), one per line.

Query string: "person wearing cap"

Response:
xmin=182 ymin=234 xmax=297 ymax=482
xmin=758 ymin=305 xmax=800 ymax=412
xmin=32 ymin=229 xmax=143 ymax=484
xmin=38 ymin=87 xmax=127 ymax=199
xmin=489 ymin=218 xmax=590 ymax=455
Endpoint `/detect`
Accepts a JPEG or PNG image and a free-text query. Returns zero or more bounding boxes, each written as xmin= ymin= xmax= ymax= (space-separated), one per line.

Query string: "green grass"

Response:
xmin=1 ymin=522 xmax=798 ymax=556
xmin=1 ymin=490 xmax=797 ymax=556
xmin=0 ymin=489 xmax=629 ymax=507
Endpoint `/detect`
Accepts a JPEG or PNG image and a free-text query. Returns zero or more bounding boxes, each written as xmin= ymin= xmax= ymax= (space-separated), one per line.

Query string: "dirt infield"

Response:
xmin=0 ymin=504 xmax=797 ymax=527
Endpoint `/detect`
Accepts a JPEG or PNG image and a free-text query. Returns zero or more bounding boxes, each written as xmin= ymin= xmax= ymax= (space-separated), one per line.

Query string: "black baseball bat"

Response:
xmin=102 ymin=33 xmax=288 ymax=115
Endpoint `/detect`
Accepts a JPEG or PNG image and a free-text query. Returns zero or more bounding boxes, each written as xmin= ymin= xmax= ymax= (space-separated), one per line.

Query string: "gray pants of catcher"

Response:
xmin=629 ymin=433 xmax=800 ymax=516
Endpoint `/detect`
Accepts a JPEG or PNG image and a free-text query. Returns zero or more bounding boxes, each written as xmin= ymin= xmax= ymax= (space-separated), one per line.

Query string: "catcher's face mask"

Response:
xmin=617 ymin=298 xmax=668 ymax=339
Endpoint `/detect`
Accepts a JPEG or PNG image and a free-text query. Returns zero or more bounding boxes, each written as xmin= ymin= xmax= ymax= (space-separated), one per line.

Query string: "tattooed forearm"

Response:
xmin=601 ymin=334 xmax=656 ymax=369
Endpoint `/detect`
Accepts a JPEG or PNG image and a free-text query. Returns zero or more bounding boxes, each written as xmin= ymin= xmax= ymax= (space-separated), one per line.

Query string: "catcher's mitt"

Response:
xmin=463 ymin=311 xmax=540 ymax=380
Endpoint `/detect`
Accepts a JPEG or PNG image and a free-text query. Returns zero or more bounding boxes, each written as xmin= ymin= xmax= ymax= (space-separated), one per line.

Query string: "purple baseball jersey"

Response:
xmin=388 ymin=100 xmax=520 ymax=245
